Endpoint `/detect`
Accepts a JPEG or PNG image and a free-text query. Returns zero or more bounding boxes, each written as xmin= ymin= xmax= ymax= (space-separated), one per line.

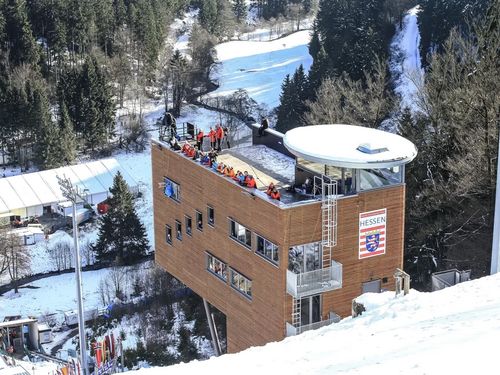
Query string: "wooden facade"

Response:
xmin=152 ymin=141 xmax=405 ymax=353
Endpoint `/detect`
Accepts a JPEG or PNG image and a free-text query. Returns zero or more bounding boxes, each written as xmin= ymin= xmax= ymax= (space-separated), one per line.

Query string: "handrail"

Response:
xmin=286 ymin=261 xmax=343 ymax=298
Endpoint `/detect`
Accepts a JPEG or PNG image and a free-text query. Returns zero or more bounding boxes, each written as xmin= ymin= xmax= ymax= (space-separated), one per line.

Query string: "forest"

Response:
xmin=275 ymin=0 xmax=498 ymax=286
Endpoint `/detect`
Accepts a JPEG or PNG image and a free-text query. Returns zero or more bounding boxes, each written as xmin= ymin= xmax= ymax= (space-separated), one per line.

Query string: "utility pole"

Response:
xmin=492 ymin=132 xmax=500 ymax=275
xmin=57 ymin=175 xmax=89 ymax=375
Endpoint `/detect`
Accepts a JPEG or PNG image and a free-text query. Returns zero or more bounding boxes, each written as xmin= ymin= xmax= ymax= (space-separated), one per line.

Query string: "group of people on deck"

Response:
xmin=170 ymin=125 xmax=281 ymax=200
xmin=196 ymin=124 xmax=228 ymax=152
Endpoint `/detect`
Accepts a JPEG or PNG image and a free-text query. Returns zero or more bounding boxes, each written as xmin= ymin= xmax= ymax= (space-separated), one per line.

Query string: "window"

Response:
xmin=185 ymin=215 xmax=192 ymax=236
xmin=175 ymin=220 xmax=182 ymax=240
xmin=196 ymin=210 xmax=203 ymax=231
xmin=256 ymin=235 xmax=279 ymax=265
xmin=165 ymin=224 xmax=172 ymax=245
xmin=206 ymin=252 xmax=227 ymax=281
xmin=229 ymin=219 xmax=251 ymax=248
xmin=230 ymin=269 xmax=252 ymax=299
xmin=288 ymin=242 xmax=321 ymax=274
xmin=207 ymin=205 xmax=215 ymax=226
xmin=164 ymin=177 xmax=180 ymax=201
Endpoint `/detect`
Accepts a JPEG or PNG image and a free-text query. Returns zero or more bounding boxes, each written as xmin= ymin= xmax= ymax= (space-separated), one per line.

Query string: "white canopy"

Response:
xmin=283 ymin=124 xmax=418 ymax=169
xmin=0 ymin=158 xmax=138 ymax=214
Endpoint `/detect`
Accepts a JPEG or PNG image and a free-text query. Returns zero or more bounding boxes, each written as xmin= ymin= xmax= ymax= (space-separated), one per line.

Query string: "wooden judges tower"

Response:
xmin=152 ymin=124 xmax=417 ymax=354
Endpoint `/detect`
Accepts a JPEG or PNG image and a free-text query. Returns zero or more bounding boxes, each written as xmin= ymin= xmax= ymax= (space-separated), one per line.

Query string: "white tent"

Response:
xmin=0 ymin=158 xmax=138 ymax=218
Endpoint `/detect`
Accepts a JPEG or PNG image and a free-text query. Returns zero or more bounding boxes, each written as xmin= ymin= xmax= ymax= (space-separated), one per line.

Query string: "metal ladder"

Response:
xmin=321 ymin=177 xmax=338 ymax=267
xmin=292 ymin=297 xmax=301 ymax=327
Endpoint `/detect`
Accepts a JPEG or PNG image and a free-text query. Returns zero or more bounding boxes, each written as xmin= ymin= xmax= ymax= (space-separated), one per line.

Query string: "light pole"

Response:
xmin=492 ymin=132 xmax=500 ymax=274
xmin=57 ymin=175 xmax=89 ymax=375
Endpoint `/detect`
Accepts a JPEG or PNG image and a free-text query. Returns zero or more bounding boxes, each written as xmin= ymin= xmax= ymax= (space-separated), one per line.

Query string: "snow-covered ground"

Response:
xmin=122 ymin=273 xmax=500 ymax=375
xmin=210 ymin=30 xmax=313 ymax=108
xmin=0 ymin=261 xmax=153 ymax=319
xmin=389 ymin=6 xmax=424 ymax=113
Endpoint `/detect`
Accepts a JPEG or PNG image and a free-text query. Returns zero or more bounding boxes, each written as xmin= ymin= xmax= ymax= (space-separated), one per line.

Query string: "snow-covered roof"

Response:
xmin=0 ymin=158 xmax=138 ymax=213
xmin=283 ymin=124 xmax=418 ymax=169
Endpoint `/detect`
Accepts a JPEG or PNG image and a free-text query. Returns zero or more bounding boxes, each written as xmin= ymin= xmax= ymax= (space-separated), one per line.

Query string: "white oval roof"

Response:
xmin=283 ymin=124 xmax=418 ymax=169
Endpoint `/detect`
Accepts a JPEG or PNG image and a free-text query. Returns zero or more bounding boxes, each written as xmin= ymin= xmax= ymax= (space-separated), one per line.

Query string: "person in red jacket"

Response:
xmin=215 ymin=124 xmax=224 ymax=151
xmin=208 ymin=127 xmax=216 ymax=150
xmin=270 ymin=186 xmax=281 ymax=200
xmin=196 ymin=130 xmax=204 ymax=150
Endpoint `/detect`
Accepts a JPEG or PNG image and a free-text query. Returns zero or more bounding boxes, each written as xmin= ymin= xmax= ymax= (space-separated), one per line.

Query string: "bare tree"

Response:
xmin=0 ymin=229 xmax=30 ymax=293
xmin=80 ymin=237 xmax=95 ymax=267
xmin=47 ymin=241 xmax=73 ymax=272
xmin=305 ymin=59 xmax=394 ymax=128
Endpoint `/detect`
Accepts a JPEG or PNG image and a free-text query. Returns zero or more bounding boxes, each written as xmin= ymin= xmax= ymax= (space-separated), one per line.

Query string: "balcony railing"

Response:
xmin=286 ymin=312 xmax=341 ymax=336
xmin=286 ymin=260 xmax=342 ymax=298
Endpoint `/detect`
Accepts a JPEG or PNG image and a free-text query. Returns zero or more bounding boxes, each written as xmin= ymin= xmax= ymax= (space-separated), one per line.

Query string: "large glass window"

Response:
xmin=206 ymin=253 xmax=227 ymax=281
xmin=230 ymin=268 xmax=252 ymax=299
xmin=360 ymin=167 xmax=403 ymax=191
xmin=229 ymin=219 xmax=252 ymax=248
xmin=165 ymin=224 xmax=172 ymax=245
xmin=256 ymin=235 xmax=279 ymax=265
xmin=164 ymin=177 xmax=180 ymax=201
xmin=185 ymin=215 xmax=192 ymax=236
xmin=288 ymin=242 xmax=322 ymax=273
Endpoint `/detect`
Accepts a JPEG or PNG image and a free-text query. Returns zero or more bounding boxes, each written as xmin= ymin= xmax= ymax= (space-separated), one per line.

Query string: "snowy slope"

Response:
xmin=126 ymin=274 xmax=500 ymax=375
xmin=0 ymin=261 xmax=153 ymax=319
xmin=210 ymin=30 xmax=313 ymax=107
xmin=390 ymin=6 xmax=424 ymax=113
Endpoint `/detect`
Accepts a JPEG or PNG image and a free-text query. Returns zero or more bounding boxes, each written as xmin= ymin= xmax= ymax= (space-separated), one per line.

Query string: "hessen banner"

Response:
xmin=359 ymin=208 xmax=387 ymax=259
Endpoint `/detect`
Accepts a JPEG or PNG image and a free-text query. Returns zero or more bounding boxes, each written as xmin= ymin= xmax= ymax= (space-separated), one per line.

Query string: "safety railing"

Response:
xmin=286 ymin=260 xmax=342 ymax=298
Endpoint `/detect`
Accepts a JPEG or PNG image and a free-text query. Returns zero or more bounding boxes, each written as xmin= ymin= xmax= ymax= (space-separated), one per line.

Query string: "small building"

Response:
xmin=37 ymin=323 xmax=53 ymax=344
xmin=0 ymin=158 xmax=138 ymax=222
xmin=0 ymin=318 xmax=39 ymax=353
xmin=152 ymin=124 xmax=417 ymax=353
xmin=431 ymin=269 xmax=471 ymax=291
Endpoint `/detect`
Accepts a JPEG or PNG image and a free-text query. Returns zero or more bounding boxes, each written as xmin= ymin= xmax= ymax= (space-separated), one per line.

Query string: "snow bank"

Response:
xmin=210 ymin=30 xmax=312 ymax=107
xmin=126 ymin=273 xmax=500 ymax=374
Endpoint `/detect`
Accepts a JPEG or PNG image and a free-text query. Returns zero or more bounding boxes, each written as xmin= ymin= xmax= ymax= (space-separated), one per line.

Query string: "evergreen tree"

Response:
xmin=177 ymin=327 xmax=198 ymax=362
xmin=418 ymin=0 xmax=490 ymax=66
xmin=33 ymin=82 xmax=60 ymax=169
xmin=314 ymin=0 xmax=393 ymax=82
xmin=94 ymin=172 xmax=148 ymax=265
xmin=199 ymin=0 xmax=235 ymax=39
xmin=308 ymin=25 xmax=321 ymax=60
xmin=169 ymin=49 xmax=188 ymax=117
xmin=3 ymin=0 xmax=39 ymax=66
xmin=57 ymin=102 xmax=77 ymax=165
xmin=233 ymin=0 xmax=247 ymax=23
xmin=276 ymin=65 xmax=308 ymax=132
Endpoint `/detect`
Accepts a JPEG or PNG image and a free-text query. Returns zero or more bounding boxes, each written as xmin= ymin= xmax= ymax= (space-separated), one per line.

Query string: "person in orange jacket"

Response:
xmin=215 ymin=124 xmax=224 ymax=151
xmin=246 ymin=175 xmax=256 ymax=188
xmin=227 ymin=167 xmax=235 ymax=178
xmin=196 ymin=130 xmax=204 ymax=150
xmin=208 ymin=127 xmax=216 ymax=150
xmin=270 ymin=186 xmax=281 ymax=200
